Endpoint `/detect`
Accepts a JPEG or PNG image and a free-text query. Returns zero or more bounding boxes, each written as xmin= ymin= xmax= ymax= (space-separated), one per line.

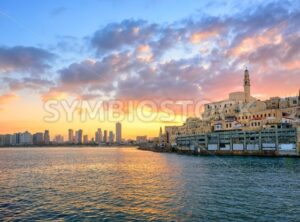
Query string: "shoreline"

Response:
xmin=0 ymin=144 xmax=137 ymax=148
xmin=138 ymin=145 xmax=300 ymax=158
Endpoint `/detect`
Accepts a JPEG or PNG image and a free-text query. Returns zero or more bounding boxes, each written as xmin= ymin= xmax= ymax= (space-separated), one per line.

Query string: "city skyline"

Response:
xmin=0 ymin=122 xmax=124 ymax=146
xmin=0 ymin=0 xmax=300 ymax=138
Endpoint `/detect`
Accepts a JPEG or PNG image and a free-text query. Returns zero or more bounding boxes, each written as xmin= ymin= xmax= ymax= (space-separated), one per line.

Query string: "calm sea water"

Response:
xmin=0 ymin=147 xmax=299 ymax=221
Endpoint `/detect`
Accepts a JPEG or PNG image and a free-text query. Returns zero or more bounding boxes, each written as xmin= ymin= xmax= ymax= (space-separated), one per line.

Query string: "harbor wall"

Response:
xmin=140 ymin=127 xmax=300 ymax=157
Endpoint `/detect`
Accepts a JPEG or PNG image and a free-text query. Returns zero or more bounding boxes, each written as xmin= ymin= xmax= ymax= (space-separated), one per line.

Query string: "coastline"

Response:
xmin=0 ymin=144 xmax=136 ymax=148
xmin=138 ymin=144 xmax=300 ymax=158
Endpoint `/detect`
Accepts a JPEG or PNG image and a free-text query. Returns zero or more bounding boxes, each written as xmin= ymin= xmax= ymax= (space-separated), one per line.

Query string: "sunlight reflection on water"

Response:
xmin=0 ymin=147 xmax=299 ymax=221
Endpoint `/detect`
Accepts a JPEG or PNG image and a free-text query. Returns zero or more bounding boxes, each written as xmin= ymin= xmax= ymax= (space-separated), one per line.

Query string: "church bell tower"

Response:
xmin=244 ymin=68 xmax=251 ymax=103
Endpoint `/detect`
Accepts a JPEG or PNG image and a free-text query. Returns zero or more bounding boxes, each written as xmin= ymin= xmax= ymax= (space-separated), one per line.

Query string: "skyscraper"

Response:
xmin=33 ymin=132 xmax=44 ymax=145
xmin=98 ymin=128 xmax=102 ymax=143
xmin=68 ymin=129 xmax=74 ymax=143
xmin=21 ymin=131 xmax=33 ymax=145
xmin=76 ymin=129 xmax=83 ymax=144
xmin=95 ymin=131 xmax=99 ymax=144
xmin=109 ymin=131 xmax=114 ymax=144
xmin=83 ymin=135 xmax=88 ymax=144
xmin=116 ymin=122 xmax=122 ymax=144
xmin=103 ymin=130 xmax=107 ymax=143
xmin=44 ymin=130 xmax=50 ymax=145
xmin=95 ymin=128 xmax=102 ymax=144
xmin=53 ymin=134 xmax=64 ymax=144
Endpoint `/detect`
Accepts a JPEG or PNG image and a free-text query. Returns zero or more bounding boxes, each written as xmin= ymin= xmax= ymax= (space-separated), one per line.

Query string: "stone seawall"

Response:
xmin=138 ymin=144 xmax=300 ymax=157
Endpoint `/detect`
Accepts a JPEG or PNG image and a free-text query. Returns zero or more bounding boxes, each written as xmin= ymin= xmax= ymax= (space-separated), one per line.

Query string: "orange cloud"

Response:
xmin=136 ymin=44 xmax=153 ymax=62
xmin=230 ymin=26 xmax=283 ymax=56
xmin=0 ymin=93 xmax=17 ymax=103
xmin=42 ymin=90 xmax=67 ymax=102
xmin=190 ymin=30 xmax=219 ymax=44
xmin=137 ymin=44 xmax=151 ymax=53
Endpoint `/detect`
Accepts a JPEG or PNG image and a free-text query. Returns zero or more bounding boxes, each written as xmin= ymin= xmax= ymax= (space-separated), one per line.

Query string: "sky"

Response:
xmin=0 ymin=0 xmax=299 ymax=139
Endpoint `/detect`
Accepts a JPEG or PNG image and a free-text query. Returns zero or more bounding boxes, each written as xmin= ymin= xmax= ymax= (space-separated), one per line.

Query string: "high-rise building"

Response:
xmin=98 ymin=128 xmax=102 ymax=143
xmin=109 ymin=131 xmax=114 ymax=144
xmin=21 ymin=131 xmax=33 ymax=145
xmin=53 ymin=134 xmax=64 ymax=144
xmin=95 ymin=131 xmax=99 ymax=144
xmin=83 ymin=135 xmax=88 ymax=144
xmin=0 ymin=135 xmax=5 ymax=146
xmin=116 ymin=122 xmax=122 ymax=144
xmin=95 ymin=128 xmax=102 ymax=144
xmin=33 ymin=132 xmax=44 ymax=145
xmin=103 ymin=130 xmax=107 ymax=143
xmin=12 ymin=133 xmax=21 ymax=145
xmin=11 ymin=134 xmax=17 ymax=145
xmin=44 ymin=130 xmax=50 ymax=145
xmin=76 ymin=129 xmax=83 ymax=144
xmin=4 ymin=134 xmax=13 ymax=146
xmin=68 ymin=129 xmax=74 ymax=143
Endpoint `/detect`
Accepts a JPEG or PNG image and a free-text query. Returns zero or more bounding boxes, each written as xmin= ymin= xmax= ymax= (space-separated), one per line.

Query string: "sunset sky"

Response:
xmin=0 ymin=0 xmax=299 ymax=139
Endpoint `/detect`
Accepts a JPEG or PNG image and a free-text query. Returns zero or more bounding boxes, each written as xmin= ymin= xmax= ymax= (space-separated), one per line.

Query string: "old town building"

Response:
xmin=159 ymin=68 xmax=300 ymax=146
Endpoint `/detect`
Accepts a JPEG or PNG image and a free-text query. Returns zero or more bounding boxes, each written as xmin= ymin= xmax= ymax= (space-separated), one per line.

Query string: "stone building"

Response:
xmin=159 ymin=68 xmax=300 ymax=147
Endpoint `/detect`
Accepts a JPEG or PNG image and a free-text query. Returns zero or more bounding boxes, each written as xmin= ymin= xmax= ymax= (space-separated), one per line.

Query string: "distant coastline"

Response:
xmin=0 ymin=144 xmax=137 ymax=148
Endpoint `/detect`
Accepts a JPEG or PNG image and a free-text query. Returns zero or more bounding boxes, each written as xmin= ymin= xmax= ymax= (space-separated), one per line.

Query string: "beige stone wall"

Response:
xmin=164 ymin=118 xmax=212 ymax=145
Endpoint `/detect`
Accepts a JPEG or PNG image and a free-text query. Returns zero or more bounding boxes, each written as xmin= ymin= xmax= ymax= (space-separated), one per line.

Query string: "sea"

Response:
xmin=0 ymin=147 xmax=299 ymax=221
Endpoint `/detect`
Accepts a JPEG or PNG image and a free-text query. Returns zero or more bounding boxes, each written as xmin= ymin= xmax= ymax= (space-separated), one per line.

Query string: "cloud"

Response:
xmin=42 ymin=52 xmax=141 ymax=100
xmin=0 ymin=46 xmax=55 ymax=75
xmin=0 ymin=92 xmax=17 ymax=103
xmin=59 ymin=52 xmax=132 ymax=86
xmin=91 ymin=19 xmax=158 ymax=54
xmin=36 ymin=1 xmax=300 ymax=106
xmin=5 ymin=77 xmax=54 ymax=91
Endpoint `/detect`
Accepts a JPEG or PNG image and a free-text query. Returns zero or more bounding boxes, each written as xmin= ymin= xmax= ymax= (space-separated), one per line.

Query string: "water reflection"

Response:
xmin=0 ymin=147 xmax=299 ymax=221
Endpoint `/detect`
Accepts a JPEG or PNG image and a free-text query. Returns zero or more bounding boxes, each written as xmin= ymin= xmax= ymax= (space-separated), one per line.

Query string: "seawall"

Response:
xmin=138 ymin=144 xmax=300 ymax=157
